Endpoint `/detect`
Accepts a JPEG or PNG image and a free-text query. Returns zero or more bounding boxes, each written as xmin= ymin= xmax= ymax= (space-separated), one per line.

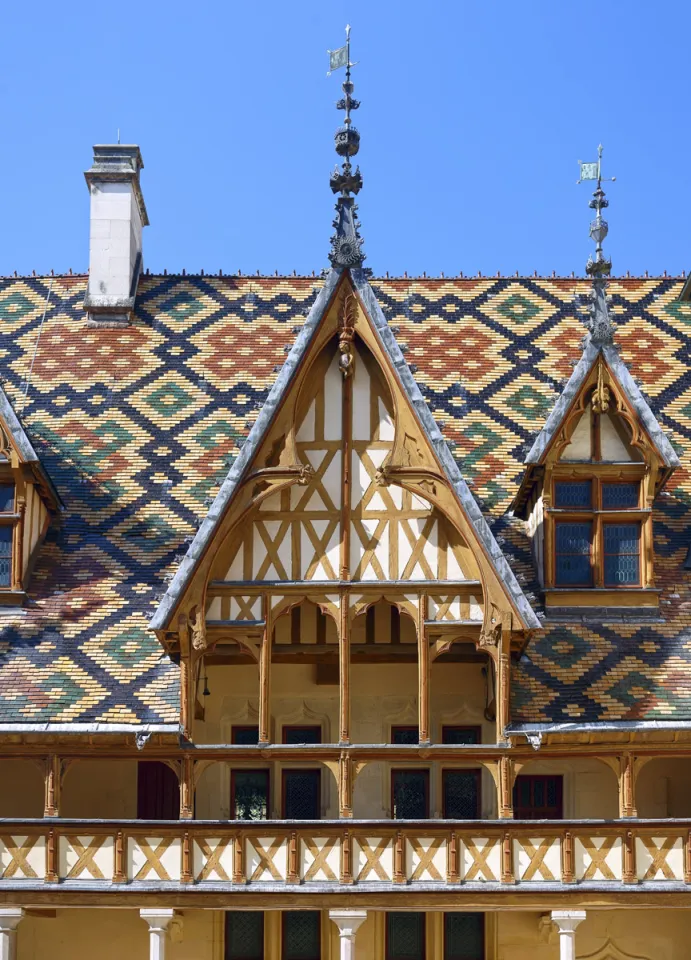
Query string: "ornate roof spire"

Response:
xmin=327 ymin=25 xmax=365 ymax=268
xmin=578 ymin=145 xmax=617 ymax=345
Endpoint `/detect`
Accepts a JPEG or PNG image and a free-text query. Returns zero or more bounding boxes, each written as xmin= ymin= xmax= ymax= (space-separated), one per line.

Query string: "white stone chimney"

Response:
xmin=84 ymin=144 xmax=149 ymax=326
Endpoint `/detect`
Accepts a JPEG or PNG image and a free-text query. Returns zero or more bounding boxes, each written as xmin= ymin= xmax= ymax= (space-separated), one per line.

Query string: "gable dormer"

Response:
xmin=0 ymin=387 xmax=61 ymax=603
xmin=513 ymin=331 xmax=679 ymax=617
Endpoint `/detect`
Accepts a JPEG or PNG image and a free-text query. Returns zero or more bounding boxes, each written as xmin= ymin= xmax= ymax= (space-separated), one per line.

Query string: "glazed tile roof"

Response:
xmin=0 ymin=272 xmax=690 ymax=727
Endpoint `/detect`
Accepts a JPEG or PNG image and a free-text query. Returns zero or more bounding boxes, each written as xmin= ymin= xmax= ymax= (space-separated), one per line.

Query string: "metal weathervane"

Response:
xmin=577 ymin=144 xmax=616 ymax=278
xmin=326 ymin=25 xmax=366 ymax=269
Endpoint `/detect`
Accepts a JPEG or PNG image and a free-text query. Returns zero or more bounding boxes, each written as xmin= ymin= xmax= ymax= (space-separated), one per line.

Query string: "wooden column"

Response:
xmin=498 ymin=756 xmax=514 ymax=819
xmin=43 ymin=755 xmax=61 ymax=818
xmin=497 ymin=645 xmax=510 ymax=743
xmin=619 ymin=753 xmax=637 ymax=818
xmin=178 ymin=614 xmax=193 ymax=742
xmin=339 ymin=597 xmax=351 ymax=744
xmin=417 ymin=597 xmax=430 ymax=743
xmin=338 ymin=752 xmax=353 ymax=818
xmin=259 ymin=596 xmax=272 ymax=744
xmin=180 ymin=755 xmax=194 ymax=820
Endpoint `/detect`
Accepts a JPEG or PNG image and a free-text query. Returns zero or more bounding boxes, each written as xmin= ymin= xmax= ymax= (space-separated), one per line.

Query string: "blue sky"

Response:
xmin=1 ymin=1 xmax=689 ymax=278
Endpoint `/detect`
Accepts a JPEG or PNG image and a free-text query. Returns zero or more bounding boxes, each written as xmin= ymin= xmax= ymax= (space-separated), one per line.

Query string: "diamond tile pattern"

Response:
xmin=0 ymin=273 xmax=690 ymax=725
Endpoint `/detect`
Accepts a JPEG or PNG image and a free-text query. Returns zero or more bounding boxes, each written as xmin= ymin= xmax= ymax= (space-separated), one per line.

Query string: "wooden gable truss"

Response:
xmin=152 ymin=268 xmax=538 ymax=747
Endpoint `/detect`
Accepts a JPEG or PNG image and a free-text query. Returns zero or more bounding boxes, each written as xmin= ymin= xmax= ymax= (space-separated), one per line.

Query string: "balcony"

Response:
xmin=1 ymin=819 xmax=689 ymax=903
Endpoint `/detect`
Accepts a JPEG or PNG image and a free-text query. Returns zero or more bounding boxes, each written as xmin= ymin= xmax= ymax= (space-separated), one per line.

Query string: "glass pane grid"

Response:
xmin=444 ymin=771 xmax=479 ymax=819
xmin=602 ymin=482 xmax=639 ymax=509
xmin=604 ymin=523 xmax=640 ymax=585
xmin=0 ymin=526 xmax=11 ymax=587
xmin=283 ymin=912 xmax=320 ymax=960
xmin=225 ymin=912 xmax=264 ymax=960
xmin=233 ymin=771 xmax=268 ymax=820
xmin=387 ymin=912 xmax=425 ymax=960
xmin=284 ymin=771 xmax=320 ymax=819
xmin=444 ymin=913 xmax=484 ymax=960
xmin=554 ymin=480 xmax=591 ymax=508
xmin=393 ymin=771 xmax=428 ymax=819
xmin=555 ymin=521 xmax=592 ymax=586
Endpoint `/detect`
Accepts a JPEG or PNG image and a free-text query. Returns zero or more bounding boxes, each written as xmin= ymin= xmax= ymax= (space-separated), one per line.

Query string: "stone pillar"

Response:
xmin=0 ymin=909 xmax=24 ymax=960
xmin=141 ymin=909 xmax=175 ymax=960
xmin=329 ymin=910 xmax=367 ymax=960
xmin=551 ymin=910 xmax=586 ymax=960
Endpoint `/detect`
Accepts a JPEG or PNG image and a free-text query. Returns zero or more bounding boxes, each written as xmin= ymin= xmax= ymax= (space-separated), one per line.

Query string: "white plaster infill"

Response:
xmin=140 ymin=908 xmax=175 ymax=960
xmin=551 ymin=910 xmax=587 ymax=960
xmin=329 ymin=910 xmax=367 ymax=960
xmin=0 ymin=909 xmax=24 ymax=960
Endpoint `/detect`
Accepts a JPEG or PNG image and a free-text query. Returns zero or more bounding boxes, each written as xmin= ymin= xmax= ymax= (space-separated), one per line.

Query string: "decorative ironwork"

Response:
xmin=327 ymin=25 xmax=366 ymax=267
xmin=578 ymin=144 xmax=617 ymax=344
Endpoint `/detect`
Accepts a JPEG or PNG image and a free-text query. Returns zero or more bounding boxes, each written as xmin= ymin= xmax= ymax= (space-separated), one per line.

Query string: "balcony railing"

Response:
xmin=1 ymin=819 xmax=689 ymax=890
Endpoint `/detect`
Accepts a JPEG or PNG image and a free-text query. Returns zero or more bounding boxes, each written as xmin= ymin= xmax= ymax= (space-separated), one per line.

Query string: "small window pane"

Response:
xmin=226 ymin=912 xmax=264 ymax=960
xmin=602 ymin=482 xmax=639 ymax=509
xmin=443 ymin=771 xmax=480 ymax=819
xmin=283 ymin=726 xmax=321 ymax=744
xmin=442 ymin=726 xmax=480 ymax=745
xmin=444 ymin=913 xmax=484 ymax=960
xmin=555 ymin=522 xmax=592 ymax=586
xmin=604 ymin=523 xmax=640 ymax=585
xmin=387 ymin=912 xmax=425 ymax=960
xmin=232 ymin=771 xmax=269 ymax=820
xmin=393 ymin=770 xmax=429 ymax=819
xmin=392 ymin=726 xmax=419 ymax=745
xmin=554 ymin=481 xmax=591 ymax=508
xmin=0 ymin=527 xmax=12 ymax=588
xmin=0 ymin=485 xmax=14 ymax=513
xmin=283 ymin=912 xmax=320 ymax=960
xmin=232 ymin=726 xmax=259 ymax=745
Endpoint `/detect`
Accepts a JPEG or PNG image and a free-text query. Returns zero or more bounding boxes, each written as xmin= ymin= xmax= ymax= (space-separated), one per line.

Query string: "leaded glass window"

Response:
xmin=441 ymin=726 xmax=480 ymax=745
xmin=392 ymin=726 xmax=419 ymax=745
xmin=231 ymin=770 xmax=269 ymax=820
xmin=604 ymin=523 xmax=640 ymax=585
xmin=283 ymin=770 xmax=320 ymax=819
xmin=602 ymin=482 xmax=639 ymax=509
xmin=555 ymin=521 xmax=592 ymax=585
xmin=282 ymin=911 xmax=320 ymax=960
xmin=513 ymin=774 xmax=563 ymax=819
xmin=283 ymin=726 xmax=321 ymax=744
xmin=392 ymin=770 xmax=429 ymax=819
xmin=225 ymin=912 xmax=264 ymax=960
xmin=444 ymin=913 xmax=484 ymax=960
xmin=554 ymin=480 xmax=592 ymax=508
xmin=443 ymin=770 xmax=480 ymax=819
xmin=0 ymin=527 xmax=12 ymax=588
xmin=0 ymin=485 xmax=14 ymax=512
xmin=232 ymin=726 xmax=259 ymax=745
xmin=386 ymin=912 xmax=425 ymax=960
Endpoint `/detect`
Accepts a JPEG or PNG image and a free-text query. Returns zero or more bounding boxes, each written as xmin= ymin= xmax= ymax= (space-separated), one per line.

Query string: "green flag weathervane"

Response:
xmin=577 ymin=144 xmax=616 ymax=277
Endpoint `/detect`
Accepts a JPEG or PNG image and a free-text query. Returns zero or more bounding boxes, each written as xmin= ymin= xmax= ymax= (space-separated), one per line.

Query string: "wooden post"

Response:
xmin=181 ymin=831 xmax=192 ymax=883
xmin=180 ymin=755 xmax=194 ymax=820
xmin=623 ymin=830 xmax=636 ymax=884
xmin=339 ymin=597 xmax=351 ymax=744
xmin=179 ymin=614 xmax=193 ymax=742
xmin=498 ymin=647 xmax=510 ymax=742
xmin=339 ymin=753 xmax=353 ymax=818
xmin=394 ymin=831 xmax=405 ymax=884
xmin=417 ymin=597 xmax=430 ymax=743
xmin=287 ymin=832 xmax=299 ymax=884
xmin=498 ymin=756 xmax=514 ymax=819
xmin=562 ymin=831 xmax=575 ymax=884
xmin=114 ymin=830 xmax=125 ymax=883
xmin=46 ymin=829 xmax=58 ymax=883
xmin=341 ymin=830 xmax=353 ymax=884
xmin=43 ymin=755 xmax=61 ymax=818
xmin=501 ymin=831 xmax=514 ymax=884
xmin=447 ymin=832 xmax=459 ymax=884
xmin=619 ymin=753 xmax=637 ymax=818
xmin=259 ymin=596 xmax=272 ymax=744
xmin=233 ymin=833 xmax=245 ymax=884
xmin=685 ymin=831 xmax=691 ymax=884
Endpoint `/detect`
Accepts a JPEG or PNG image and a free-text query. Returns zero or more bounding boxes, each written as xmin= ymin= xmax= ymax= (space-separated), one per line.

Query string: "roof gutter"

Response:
xmin=0 ymin=723 xmax=181 ymax=735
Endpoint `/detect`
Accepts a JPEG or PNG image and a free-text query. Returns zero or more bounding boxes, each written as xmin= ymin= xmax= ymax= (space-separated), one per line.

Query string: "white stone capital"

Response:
xmin=329 ymin=911 xmax=367 ymax=960
xmin=141 ymin=909 xmax=175 ymax=960
xmin=0 ymin=910 xmax=24 ymax=960
xmin=551 ymin=911 xmax=586 ymax=960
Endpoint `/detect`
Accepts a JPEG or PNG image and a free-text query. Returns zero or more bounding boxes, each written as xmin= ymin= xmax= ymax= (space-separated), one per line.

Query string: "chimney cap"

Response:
xmin=84 ymin=143 xmax=149 ymax=226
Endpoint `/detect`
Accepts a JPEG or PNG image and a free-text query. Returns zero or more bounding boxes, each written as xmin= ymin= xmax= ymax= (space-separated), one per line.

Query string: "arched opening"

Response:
xmin=61 ymin=758 xmax=139 ymax=818
xmin=636 ymin=757 xmax=691 ymax=818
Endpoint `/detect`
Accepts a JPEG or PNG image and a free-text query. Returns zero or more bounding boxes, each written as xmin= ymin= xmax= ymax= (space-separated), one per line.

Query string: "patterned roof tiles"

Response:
xmin=0 ymin=273 xmax=690 ymax=726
